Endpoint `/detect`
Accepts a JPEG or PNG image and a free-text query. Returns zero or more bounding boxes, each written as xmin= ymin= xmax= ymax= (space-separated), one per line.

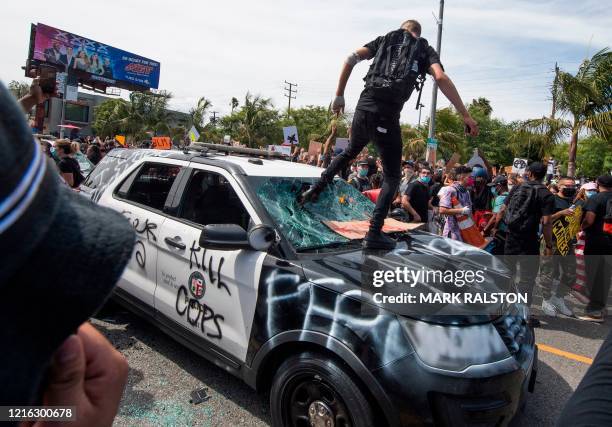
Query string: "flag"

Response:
xmin=188 ymin=126 xmax=200 ymax=143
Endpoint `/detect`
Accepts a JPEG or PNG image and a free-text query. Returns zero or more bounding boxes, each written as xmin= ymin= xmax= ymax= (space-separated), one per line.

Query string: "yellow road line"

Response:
xmin=537 ymin=343 xmax=593 ymax=365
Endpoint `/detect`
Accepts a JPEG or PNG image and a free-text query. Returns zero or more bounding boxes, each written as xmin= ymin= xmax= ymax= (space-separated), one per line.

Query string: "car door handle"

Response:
xmin=164 ymin=236 xmax=186 ymax=250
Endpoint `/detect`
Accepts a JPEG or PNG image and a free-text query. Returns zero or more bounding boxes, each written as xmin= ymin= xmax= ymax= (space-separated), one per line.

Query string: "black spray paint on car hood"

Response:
xmin=299 ymin=231 xmax=516 ymax=323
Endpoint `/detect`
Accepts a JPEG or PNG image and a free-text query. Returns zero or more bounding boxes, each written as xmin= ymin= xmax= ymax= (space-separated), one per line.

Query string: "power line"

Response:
xmin=284 ymin=80 xmax=297 ymax=114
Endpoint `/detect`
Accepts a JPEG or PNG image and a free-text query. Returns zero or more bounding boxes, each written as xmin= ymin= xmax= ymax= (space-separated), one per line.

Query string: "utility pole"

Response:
xmin=551 ymin=62 xmax=559 ymax=119
xmin=426 ymin=0 xmax=444 ymax=164
xmin=210 ymin=111 xmax=219 ymax=125
xmin=284 ymin=80 xmax=297 ymax=115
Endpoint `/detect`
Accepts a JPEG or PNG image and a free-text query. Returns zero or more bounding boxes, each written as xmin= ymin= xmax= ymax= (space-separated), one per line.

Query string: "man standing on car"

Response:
xmin=300 ymin=19 xmax=479 ymax=250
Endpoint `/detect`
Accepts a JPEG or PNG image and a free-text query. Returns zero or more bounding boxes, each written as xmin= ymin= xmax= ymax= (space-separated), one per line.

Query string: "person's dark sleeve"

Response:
xmin=558 ymin=329 xmax=612 ymax=426
xmin=404 ymin=182 xmax=416 ymax=198
xmin=364 ymin=36 xmax=384 ymax=56
xmin=58 ymin=160 xmax=72 ymax=174
xmin=541 ymin=191 xmax=555 ymax=216
xmin=423 ymin=45 xmax=443 ymax=74
xmin=583 ymin=194 xmax=599 ymax=213
xmin=504 ymin=186 xmax=518 ymax=206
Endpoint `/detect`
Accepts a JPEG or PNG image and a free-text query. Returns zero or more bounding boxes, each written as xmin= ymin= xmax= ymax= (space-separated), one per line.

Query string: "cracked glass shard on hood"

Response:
xmin=250 ymin=177 xmax=374 ymax=250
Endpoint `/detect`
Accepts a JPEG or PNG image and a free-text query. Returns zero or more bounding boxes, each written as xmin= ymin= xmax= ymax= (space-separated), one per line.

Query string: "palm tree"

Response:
xmin=189 ymin=96 xmax=212 ymax=132
xmin=241 ymin=92 xmax=274 ymax=147
xmin=230 ymin=97 xmax=239 ymax=114
xmin=521 ymin=48 xmax=611 ymax=176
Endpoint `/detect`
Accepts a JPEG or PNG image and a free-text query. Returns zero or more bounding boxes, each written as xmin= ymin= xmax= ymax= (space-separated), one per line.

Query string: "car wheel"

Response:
xmin=270 ymin=352 xmax=374 ymax=427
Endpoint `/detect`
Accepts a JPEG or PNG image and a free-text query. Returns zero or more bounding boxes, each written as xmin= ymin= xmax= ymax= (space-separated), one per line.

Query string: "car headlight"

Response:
xmin=398 ymin=316 xmax=512 ymax=374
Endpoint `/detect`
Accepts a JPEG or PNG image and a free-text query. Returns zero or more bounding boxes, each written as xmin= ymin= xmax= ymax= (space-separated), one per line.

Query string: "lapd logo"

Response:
xmin=188 ymin=271 xmax=206 ymax=300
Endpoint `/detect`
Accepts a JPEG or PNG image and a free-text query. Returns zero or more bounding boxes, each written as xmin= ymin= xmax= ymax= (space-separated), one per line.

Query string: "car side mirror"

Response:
xmin=199 ymin=224 xmax=277 ymax=252
xmin=199 ymin=224 xmax=250 ymax=250
xmin=247 ymin=224 xmax=276 ymax=252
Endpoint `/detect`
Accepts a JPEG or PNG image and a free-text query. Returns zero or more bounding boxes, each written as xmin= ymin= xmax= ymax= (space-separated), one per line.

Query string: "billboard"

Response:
xmin=30 ymin=23 xmax=160 ymax=90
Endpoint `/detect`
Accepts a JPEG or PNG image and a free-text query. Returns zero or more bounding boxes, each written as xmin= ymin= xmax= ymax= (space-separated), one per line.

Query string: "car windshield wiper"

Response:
xmin=296 ymin=240 xmax=362 ymax=252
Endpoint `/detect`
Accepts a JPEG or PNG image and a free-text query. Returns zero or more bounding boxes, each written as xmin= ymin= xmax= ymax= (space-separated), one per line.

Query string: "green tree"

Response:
xmin=92 ymin=98 xmax=127 ymax=137
xmin=92 ymin=90 xmax=172 ymax=143
xmin=240 ymin=92 xmax=279 ymax=147
xmin=230 ymin=97 xmax=239 ymax=114
xmin=8 ymin=80 xmax=30 ymax=100
xmin=521 ymin=48 xmax=612 ymax=176
xmin=189 ymin=96 xmax=212 ymax=134
xmin=576 ymin=136 xmax=612 ymax=177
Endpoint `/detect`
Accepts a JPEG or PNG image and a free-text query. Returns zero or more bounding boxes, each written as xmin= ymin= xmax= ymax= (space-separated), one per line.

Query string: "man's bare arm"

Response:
xmin=428 ymin=63 xmax=479 ymax=136
xmin=581 ymin=211 xmax=596 ymax=230
xmin=333 ymin=47 xmax=373 ymax=113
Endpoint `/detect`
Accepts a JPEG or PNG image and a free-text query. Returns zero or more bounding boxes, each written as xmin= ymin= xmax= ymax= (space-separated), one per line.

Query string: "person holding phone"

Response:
xmin=299 ymin=19 xmax=478 ymax=249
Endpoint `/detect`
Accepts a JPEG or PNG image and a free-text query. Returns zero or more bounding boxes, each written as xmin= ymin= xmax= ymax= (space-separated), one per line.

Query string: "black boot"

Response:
xmin=363 ymin=229 xmax=396 ymax=250
xmin=298 ymin=183 xmax=325 ymax=206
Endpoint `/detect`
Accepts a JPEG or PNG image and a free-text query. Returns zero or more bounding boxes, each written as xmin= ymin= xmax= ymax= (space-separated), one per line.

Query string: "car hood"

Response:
xmin=299 ymin=231 xmax=515 ymax=324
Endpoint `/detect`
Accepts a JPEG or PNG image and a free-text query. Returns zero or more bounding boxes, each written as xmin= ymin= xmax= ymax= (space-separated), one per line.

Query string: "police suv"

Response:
xmin=82 ymin=144 xmax=537 ymax=427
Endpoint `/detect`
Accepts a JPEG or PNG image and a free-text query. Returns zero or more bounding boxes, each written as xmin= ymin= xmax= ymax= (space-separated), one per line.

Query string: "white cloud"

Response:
xmin=1 ymin=0 xmax=609 ymax=128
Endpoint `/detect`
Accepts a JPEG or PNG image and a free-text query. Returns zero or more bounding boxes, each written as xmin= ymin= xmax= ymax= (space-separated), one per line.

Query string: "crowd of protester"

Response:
xmin=292 ymin=139 xmax=611 ymax=325
xmin=20 ymin=73 xmax=612 ymax=326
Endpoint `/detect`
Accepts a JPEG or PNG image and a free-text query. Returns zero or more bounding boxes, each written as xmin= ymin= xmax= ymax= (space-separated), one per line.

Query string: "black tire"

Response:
xmin=270 ymin=352 xmax=375 ymax=427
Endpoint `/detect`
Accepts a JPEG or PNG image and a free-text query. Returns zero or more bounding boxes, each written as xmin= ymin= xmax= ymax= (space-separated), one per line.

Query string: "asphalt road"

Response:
xmin=92 ymin=295 xmax=610 ymax=427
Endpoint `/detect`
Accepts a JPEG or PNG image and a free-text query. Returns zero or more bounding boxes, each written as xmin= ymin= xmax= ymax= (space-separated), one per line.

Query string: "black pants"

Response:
xmin=320 ymin=109 xmax=401 ymax=231
xmin=504 ymin=234 xmax=540 ymax=306
xmin=539 ymin=243 xmax=576 ymax=299
xmin=584 ymin=237 xmax=612 ymax=312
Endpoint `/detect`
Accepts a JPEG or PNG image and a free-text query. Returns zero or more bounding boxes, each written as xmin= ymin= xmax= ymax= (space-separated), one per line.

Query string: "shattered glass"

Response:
xmin=250 ymin=177 xmax=375 ymax=250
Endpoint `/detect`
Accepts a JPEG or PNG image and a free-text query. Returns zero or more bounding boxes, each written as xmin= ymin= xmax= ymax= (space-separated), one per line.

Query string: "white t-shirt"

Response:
xmin=547 ymin=160 xmax=555 ymax=174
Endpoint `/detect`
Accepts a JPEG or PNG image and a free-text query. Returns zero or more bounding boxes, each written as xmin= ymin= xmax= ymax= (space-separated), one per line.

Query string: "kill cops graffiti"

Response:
xmin=189 ymin=240 xmax=231 ymax=296
xmin=175 ymin=276 xmax=224 ymax=339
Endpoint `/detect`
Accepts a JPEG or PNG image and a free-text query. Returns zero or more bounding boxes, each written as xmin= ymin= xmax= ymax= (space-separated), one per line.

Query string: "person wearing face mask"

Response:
xmin=539 ymin=177 xmax=579 ymax=318
xmin=349 ymin=160 xmax=372 ymax=192
xmin=438 ymin=165 xmax=477 ymax=243
xmin=503 ymin=162 xmax=555 ymax=323
xmin=470 ymin=166 xmax=493 ymax=231
xmin=483 ymin=176 xmax=510 ymax=255
xmin=401 ymin=167 xmax=432 ymax=223
xmin=398 ymin=160 xmax=416 ymax=195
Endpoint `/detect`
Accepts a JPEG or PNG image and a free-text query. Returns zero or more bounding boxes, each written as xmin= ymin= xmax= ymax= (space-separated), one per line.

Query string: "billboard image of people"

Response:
xmin=31 ymin=23 xmax=160 ymax=89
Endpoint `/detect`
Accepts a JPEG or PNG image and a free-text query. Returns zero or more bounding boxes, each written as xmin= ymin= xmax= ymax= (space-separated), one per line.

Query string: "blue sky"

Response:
xmin=2 ymin=0 xmax=610 ymax=126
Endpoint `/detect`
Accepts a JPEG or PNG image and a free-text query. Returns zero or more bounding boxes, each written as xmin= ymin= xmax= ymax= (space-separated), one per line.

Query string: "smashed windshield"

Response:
xmin=249 ymin=177 xmax=374 ymax=250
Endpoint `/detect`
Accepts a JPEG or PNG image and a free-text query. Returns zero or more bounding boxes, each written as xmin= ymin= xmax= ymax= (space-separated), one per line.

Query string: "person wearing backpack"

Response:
xmin=503 ymin=162 xmax=555 ymax=312
xmin=299 ymin=19 xmax=479 ymax=250
xmin=578 ymin=174 xmax=612 ymax=322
